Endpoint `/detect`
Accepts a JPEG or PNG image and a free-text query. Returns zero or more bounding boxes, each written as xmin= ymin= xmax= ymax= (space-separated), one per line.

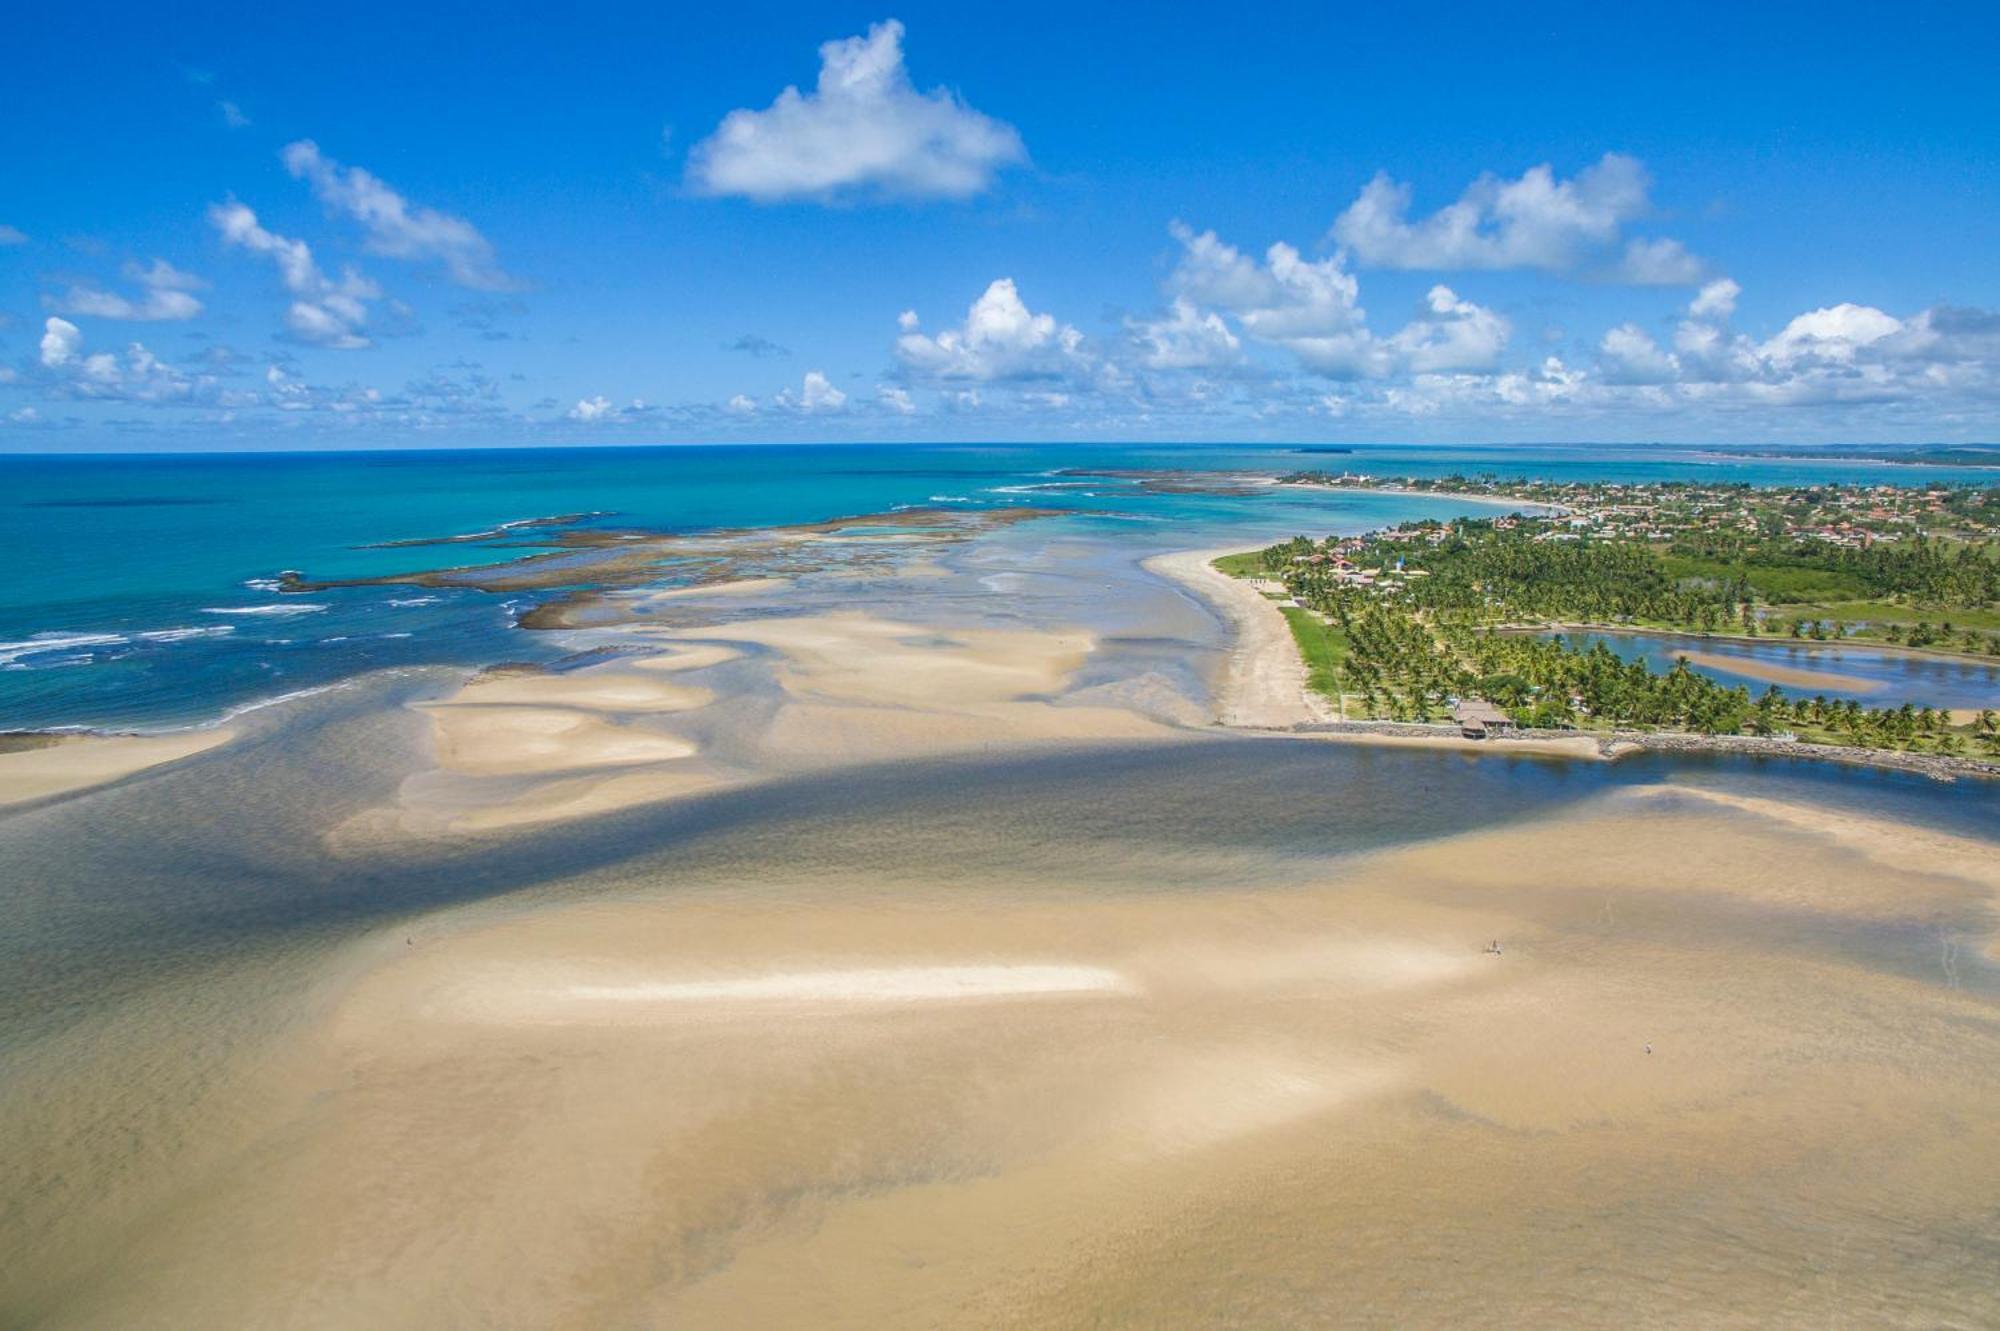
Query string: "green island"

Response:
xmin=1235 ymin=473 xmax=2000 ymax=757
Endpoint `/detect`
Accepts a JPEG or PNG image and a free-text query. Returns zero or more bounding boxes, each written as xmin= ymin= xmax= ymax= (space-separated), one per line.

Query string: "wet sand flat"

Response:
xmin=10 ymin=775 xmax=1997 ymax=1329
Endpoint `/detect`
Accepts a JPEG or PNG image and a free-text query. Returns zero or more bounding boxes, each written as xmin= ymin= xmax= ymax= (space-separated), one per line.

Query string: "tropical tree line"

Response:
xmin=1258 ymin=532 xmax=2000 ymax=752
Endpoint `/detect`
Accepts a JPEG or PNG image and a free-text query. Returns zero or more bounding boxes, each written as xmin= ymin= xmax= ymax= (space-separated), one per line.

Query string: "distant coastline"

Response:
xmin=1698 ymin=446 xmax=2000 ymax=469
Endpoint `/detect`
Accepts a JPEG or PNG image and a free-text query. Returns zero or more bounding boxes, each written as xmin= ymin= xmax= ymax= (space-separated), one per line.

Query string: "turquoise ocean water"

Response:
xmin=3 ymin=442 xmax=1993 ymax=732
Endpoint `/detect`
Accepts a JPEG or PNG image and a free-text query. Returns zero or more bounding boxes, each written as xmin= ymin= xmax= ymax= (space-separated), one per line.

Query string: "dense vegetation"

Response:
xmin=1250 ymin=519 xmax=2000 ymax=755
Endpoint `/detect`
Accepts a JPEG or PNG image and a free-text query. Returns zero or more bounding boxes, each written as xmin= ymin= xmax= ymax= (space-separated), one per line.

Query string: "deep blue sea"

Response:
xmin=3 ymin=441 xmax=1991 ymax=732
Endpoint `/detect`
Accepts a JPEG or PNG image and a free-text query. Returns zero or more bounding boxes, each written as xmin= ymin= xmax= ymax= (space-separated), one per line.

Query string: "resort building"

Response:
xmin=1452 ymin=698 xmax=1514 ymax=739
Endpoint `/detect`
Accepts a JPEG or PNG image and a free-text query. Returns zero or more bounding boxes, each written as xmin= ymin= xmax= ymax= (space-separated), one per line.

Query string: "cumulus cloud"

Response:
xmin=1162 ymin=224 xmax=1383 ymax=376
xmin=1597 ymin=322 xmax=1679 ymax=384
xmin=877 ymin=384 xmax=917 ymax=414
xmin=725 ymin=393 xmax=759 ymax=415
xmin=1128 ymin=297 xmax=1242 ymax=370
xmin=282 ymin=141 xmax=514 ymax=290
xmin=1689 ymin=277 xmax=1740 ymax=321
xmin=1151 ymin=225 xmax=1507 ymax=379
xmin=1569 ymin=279 xmax=2000 ymax=411
xmin=209 ymin=199 xmax=380 ymax=348
xmin=1617 ymin=236 xmax=1706 ymax=285
xmin=51 ymin=259 xmax=206 ymax=321
xmin=1330 ymin=154 xmax=1702 ymax=282
xmin=40 ymin=317 xmax=82 ymax=368
xmin=688 ymin=20 xmax=1026 ymax=201
xmin=33 ymin=317 xmax=216 ymax=403
xmin=777 ymin=369 xmax=848 ymax=412
xmin=567 ymin=394 xmax=615 ymax=422
xmin=1760 ymin=303 xmax=1904 ymax=366
xmin=1384 ymin=285 xmax=1511 ymax=373
xmin=895 ymin=278 xmax=1093 ymax=382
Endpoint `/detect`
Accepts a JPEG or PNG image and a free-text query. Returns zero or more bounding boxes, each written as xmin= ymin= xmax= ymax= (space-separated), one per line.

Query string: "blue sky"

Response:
xmin=3 ymin=0 xmax=1997 ymax=449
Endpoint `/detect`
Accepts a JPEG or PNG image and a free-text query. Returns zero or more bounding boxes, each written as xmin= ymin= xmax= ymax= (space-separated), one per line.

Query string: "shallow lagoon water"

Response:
xmin=1552 ymin=628 xmax=2000 ymax=708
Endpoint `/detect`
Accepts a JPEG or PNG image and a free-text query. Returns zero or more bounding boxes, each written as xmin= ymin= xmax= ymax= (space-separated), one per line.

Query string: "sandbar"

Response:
xmin=0 ymin=728 xmax=233 ymax=808
xmin=1676 ymin=648 xmax=1886 ymax=694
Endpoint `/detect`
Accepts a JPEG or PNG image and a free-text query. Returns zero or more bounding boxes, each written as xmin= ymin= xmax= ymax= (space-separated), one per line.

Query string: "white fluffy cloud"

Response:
xmin=725 ymin=393 xmax=759 ymax=415
xmin=1330 ymin=154 xmax=1701 ymax=283
xmin=33 ymin=317 xmax=215 ymax=403
xmin=1149 ymin=225 xmax=1507 ymax=379
xmin=688 ymin=20 xmax=1025 ymax=201
xmin=1617 ymin=236 xmax=1706 ymax=285
xmin=777 ymin=370 xmax=848 ymax=412
xmin=1597 ymin=322 xmax=1680 ymax=384
xmin=1385 ymin=285 xmax=1511 ymax=373
xmin=1128 ymin=297 xmax=1243 ymax=370
xmin=896 ymin=278 xmax=1093 ymax=382
xmin=1565 ymin=279 xmax=2000 ymax=411
xmin=283 ymin=141 xmax=513 ymax=290
xmin=1162 ymin=224 xmax=1384 ymax=377
xmin=51 ymin=259 xmax=206 ymax=322
xmin=877 ymin=384 xmax=917 ymax=414
xmin=209 ymin=199 xmax=380 ymax=348
xmin=1688 ymin=277 xmax=1740 ymax=321
xmin=567 ymin=395 xmax=615 ymax=422
xmin=39 ymin=317 xmax=82 ymax=368
xmin=1760 ymin=303 xmax=1904 ymax=366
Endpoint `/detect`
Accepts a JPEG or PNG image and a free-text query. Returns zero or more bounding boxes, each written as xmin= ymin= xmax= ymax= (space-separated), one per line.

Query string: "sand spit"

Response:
xmin=26 ymin=787 xmax=2000 ymax=1328
xmin=1143 ymin=548 xmax=1332 ymax=729
xmin=0 ymin=728 xmax=233 ymax=808
xmin=1676 ymin=648 xmax=1887 ymax=694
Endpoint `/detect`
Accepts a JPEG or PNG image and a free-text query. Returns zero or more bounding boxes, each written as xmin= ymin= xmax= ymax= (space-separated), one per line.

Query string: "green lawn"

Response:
xmin=1210 ymin=551 xmax=1269 ymax=578
xmin=1279 ymin=606 xmax=1347 ymax=698
xmin=1796 ymin=599 xmax=2000 ymax=632
xmin=1657 ymin=553 xmax=1876 ymax=601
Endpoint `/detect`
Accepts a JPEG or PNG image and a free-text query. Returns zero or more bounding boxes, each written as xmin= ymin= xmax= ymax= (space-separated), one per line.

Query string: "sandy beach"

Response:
xmin=0 ymin=728 xmax=232 ymax=808
xmin=1142 ymin=548 xmax=1332 ymax=728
